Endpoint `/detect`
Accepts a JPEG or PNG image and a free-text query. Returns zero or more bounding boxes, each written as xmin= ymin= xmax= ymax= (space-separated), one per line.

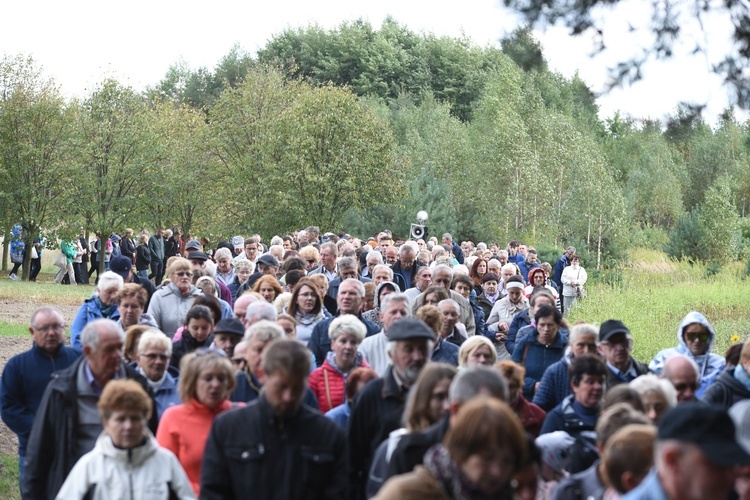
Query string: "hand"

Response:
xmin=495 ymin=331 xmax=506 ymax=342
xmin=498 ymin=322 xmax=509 ymax=333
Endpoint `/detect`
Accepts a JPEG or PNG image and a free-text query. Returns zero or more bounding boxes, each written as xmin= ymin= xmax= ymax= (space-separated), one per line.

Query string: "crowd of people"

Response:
xmin=1 ymin=226 xmax=749 ymax=500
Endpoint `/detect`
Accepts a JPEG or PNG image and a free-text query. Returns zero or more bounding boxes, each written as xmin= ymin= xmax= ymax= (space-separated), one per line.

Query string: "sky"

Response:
xmin=0 ymin=0 xmax=739 ymax=126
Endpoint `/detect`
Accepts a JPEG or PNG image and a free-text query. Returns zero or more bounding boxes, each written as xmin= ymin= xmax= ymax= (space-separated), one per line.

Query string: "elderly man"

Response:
xmin=410 ymin=264 xmax=476 ymax=336
xmin=371 ymin=264 xmax=394 ymax=288
xmin=134 ymin=329 xmax=180 ymax=419
xmin=326 ymin=256 xmax=372 ymax=305
xmin=441 ymin=232 xmax=464 ymax=264
xmin=308 ymin=278 xmax=379 ymax=366
xmin=361 ymin=249 xmax=383 ymax=278
xmin=202 ymin=340 xmax=347 ymax=499
xmin=599 ymin=320 xmax=650 ymax=387
xmin=438 ymin=299 xmax=466 ymax=347
xmin=0 ymin=307 xmax=80 ymax=481
xmin=661 ymin=355 xmax=700 ymax=403
xmin=358 ymin=293 xmax=411 ymax=375
xmin=233 ymin=293 xmax=259 ymax=328
xmin=22 ymin=319 xmax=156 ymax=500
xmin=384 ymin=245 xmax=398 ymax=266
xmin=309 ymin=242 xmax=338 ymax=281
xmin=390 ymin=243 xmax=422 ymax=291
xmin=235 ymin=253 xmax=282 ymax=294
xmin=403 ymin=265 xmax=432 ymax=303
xmin=623 ymin=403 xmax=750 ymax=499
xmin=349 ymin=318 xmax=434 ymax=499
xmin=650 ymin=311 xmax=725 ymax=397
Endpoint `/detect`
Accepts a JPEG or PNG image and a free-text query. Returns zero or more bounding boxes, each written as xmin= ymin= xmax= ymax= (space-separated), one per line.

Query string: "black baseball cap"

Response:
xmin=658 ymin=402 xmax=750 ymax=466
xmin=109 ymin=255 xmax=132 ymax=279
xmin=599 ymin=319 xmax=630 ymax=342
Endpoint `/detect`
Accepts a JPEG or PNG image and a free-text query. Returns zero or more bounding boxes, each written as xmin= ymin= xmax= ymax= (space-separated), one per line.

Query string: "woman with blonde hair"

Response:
xmin=459 ymin=336 xmax=497 ymax=368
xmin=147 ymin=258 xmax=202 ymax=338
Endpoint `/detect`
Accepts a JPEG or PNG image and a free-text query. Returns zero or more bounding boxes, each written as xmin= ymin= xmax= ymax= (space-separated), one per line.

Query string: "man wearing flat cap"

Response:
xmin=599 ymin=319 xmax=650 ymax=388
xmin=348 ymin=318 xmax=434 ymax=500
xmin=236 ymin=253 xmax=282 ymax=293
xmin=623 ymin=402 xmax=750 ymax=499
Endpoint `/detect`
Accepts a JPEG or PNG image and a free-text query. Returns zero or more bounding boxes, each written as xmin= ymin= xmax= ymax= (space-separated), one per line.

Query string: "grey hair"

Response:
xmin=244 ymin=319 xmax=284 ymax=342
xmin=487 ymin=258 xmax=501 ymax=268
xmin=30 ymin=307 xmax=64 ymax=328
xmin=399 ymin=243 xmax=417 ymax=256
xmin=449 ymin=366 xmax=509 ymax=404
xmin=245 ymin=301 xmax=278 ymax=324
xmin=367 ymin=251 xmax=383 ymax=264
xmin=442 ymin=233 xmax=453 ymax=242
xmin=214 ymin=247 xmax=232 ymax=262
xmin=81 ymin=318 xmax=124 ymax=352
xmin=234 ymin=259 xmax=255 ymax=274
xmin=569 ymin=323 xmax=599 ymax=344
xmin=497 ymin=250 xmax=508 ymax=258
xmin=501 ymin=263 xmax=517 ymax=274
xmin=137 ymin=329 xmax=173 ymax=357
xmin=438 ymin=299 xmax=460 ymax=312
xmin=340 ymin=278 xmax=365 ymax=297
xmin=328 ymin=314 xmax=367 ymax=343
xmin=96 ymin=271 xmax=124 ymax=292
xmin=630 ymin=374 xmax=677 ymax=407
xmin=662 ymin=355 xmax=701 ymax=384
xmin=372 ymin=264 xmax=393 ymax=280
xmin=270 ymin=235 xmax=283 ymax=247
xmin=338 ymin=256 xmax=357 ymax=270
xmin=380 ymin=292 xmax=410 ymax=313
xmin=567 ymin=246 xmax=577 ymax=254
xmin=432 ymin=264 xmax=453 ymax=278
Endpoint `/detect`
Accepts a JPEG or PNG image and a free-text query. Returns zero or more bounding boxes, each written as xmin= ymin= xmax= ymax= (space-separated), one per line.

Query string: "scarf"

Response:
xmin=735 ymin=364 xmax=750 ymax=392
xmin=95 ymin=296 xmax=117 ymax=318
xmin=325 ymin=349 xmax=364 ymax=377
xmin=423 ymin=444 xmax=501 ymax=500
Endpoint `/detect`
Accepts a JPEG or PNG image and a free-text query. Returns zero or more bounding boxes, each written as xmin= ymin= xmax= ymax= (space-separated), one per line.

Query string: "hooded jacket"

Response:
xmin=649 ymin=311 xmax=725 ymax=397
xmin=361 ymin=281 xmax=400 ymax=329
xmin=55 ymin=431 xmax=195 ymax=500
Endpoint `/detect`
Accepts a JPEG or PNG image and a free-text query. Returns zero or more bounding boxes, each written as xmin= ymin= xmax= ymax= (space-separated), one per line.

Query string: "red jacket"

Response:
xmin=308 ymin=355 xmax=370 ymax=413
xmin=512 ymin=393 xmax=547 ymax=437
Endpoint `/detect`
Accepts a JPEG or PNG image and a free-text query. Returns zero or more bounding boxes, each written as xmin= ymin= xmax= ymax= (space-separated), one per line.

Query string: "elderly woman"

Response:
xmin=524 ymin=268 xmax=560 ymax=303
xmin=286 ymin=279 xmax=327 ymax=344
xmin=147 ymin=258 xmax=202 ymax=338
xmin=629 ymin=374 xmax=677 ymax=424
xmin=57 ymin=380 xmax=194 ymax=499
xmin=308 ymin=315 xmax=371 ymax=413
xmin=458 ymin=336 xmax=497 ymax=368
xmin=156 ymin=350 xmax=237 ymax=496
xmin=497 ymin=360 xmax=547 ymax=437
xmin=511 ymin=305 xmax=568 ymax=400
xmin=71 ymin=271 xmax=124 ymax=349
xmin=171 ymin=305 xmax=215 ymax=368
xmin=116 ymin=283 xmax=157 ymax=332
xmin=135 ymin=329 xmax=181 ymax=419
xmin=376 ymin=398 xmax=527 ymax=499
xmin=362 ymin=281 xmax=400 ymax=329
xmin=229 ymin=259 xmax=254 ymax=302
xmin=540 ymin=354 xmax=606 ymax=435
xmin=252 ymin=274 xmax=284 ymax=303
xmin=299 ymin=245 xmax=321 ymax=272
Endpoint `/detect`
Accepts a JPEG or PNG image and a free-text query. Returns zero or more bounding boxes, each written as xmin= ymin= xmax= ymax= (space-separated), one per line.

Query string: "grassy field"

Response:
xmin=0 ymin=455 xmax=19 ymax=500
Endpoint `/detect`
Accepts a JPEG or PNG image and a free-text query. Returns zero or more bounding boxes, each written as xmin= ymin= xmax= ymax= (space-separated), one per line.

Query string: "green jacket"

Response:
xmin=61 ymin=240 xmax=76 ymax=263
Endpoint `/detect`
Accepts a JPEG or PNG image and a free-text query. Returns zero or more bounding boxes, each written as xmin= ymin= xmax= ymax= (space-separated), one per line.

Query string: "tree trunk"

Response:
xmin=1 ymin=225 xmax=9 ymax=272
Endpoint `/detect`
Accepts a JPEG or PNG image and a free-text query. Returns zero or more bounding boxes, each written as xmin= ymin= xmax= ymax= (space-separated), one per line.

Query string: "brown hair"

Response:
xmin=252 ymin=274 xmax=283 ymax=301
xmin=416 ymin=305 xmax=442 ymax=337
xmin=496 ymin=360 xmax=525 ymax=389
xmin=287 ymin=279 xmax=322 ymax=317
xmin=124 ymin=325 xmax=152 ymax=362
xmin=178 ymin=350 xmax=236 ymax=403
xmin=444 ymin=398 xmax=526 ymax=469
xmin=98 ymin=379 xmax=152 ymax=420
xmin=404 ymin=363 xmax=457 ymax=432
xmin=469 ymin=258 xmax=487 ymax=286
xmin=346 ymin=367 xmax=378 ymax=401
xmin=116 ymin=283 xmax=148 ymax=308
xmin=602 ymin=424 xmax=656 ymax=494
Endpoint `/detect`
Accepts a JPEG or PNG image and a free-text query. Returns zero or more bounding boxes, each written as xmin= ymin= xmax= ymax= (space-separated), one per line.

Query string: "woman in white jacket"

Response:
xmin=56 ymin=380 xmax=195 ymax=500
xmin=560 ymin=255 xmax=588 ymax=314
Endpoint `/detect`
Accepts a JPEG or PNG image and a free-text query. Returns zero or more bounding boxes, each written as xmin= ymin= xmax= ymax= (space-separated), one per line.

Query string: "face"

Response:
xmin=385 ymin=247 xmax=399 ymax=265
xmin=427 ymin=378 xmax=452 ymax=423
xmin=399 ymin=250 xmax=415 ymax=270
xmin=196 ymin=367 xmax=230 ymax=409
xmin=476 ymin=261 xmax=487 ymax=275
xmin=417 ymin=239 xmax=425 ymax=249
xmin=571 ymin=258 xmax=580 ymax=267
xmin=283 ymin=240 xmax=292 ymax=250
xmin=468 ymin=345 xmax=495 ymax=367
xmin=171 ymin=269 xmax=193 ymax=290
xmin=526 ymin=252 xmax=537 ymax=264
xmin=433 ymin=270 xmax=451 ymax=290
xmin=666 ymin=362 xmax=698 ymax=402
xmin=305 ymin=256 xmax=318 ymax=271
xmin=259 ymin=283 xmax=277 ymax=303
xmin=30 ymin=310 xmax=65 ymax=354
xmin=372 ymin=267 xmax=392 ymax=287
xmin=498 ymin=254 xmax=508 ymax=266
xmin=337 ymin=281 xmax=362 ymax=315
xmin=381 ymin=300 xmax=409 ymax=332
xmin=571 ymin=333 xmax=598 ymax=357
xmin=339 ymin=266 xmax=357 ymax=281
xmin=531 ymin=297 xmax=553 ymax=315
xmin=424 ymin=292 xmax=441 ymax=307
xmin=85 ymin=329 xmax=124 ymax=383
xmin=187 ymin=317 xmax=213 ymax=342
xmin=197 ymin=281 xmax=215 ymax=296
xmin=439 ymin=304 xmax=460 ymax=333
xmin=454 ymin=281 xmax=472 ymax=300
xmin=461 ymin=450 xmax=516 ymax=496
xmin=416 ymin=269 xmax=432 ymax=290
xmin=244 ymin=243 xmax=258 ymax=260
xmin=190 ymin=259 xmax=206 ymax=269
xmin=482 ymin=280 xmax=498 ymax=296
xmin=217 ymin=258 xmax=232 ymax=274
xmin=214 ymin=333 xmax=241 ymax=358
xmin=536 ymin=315 xmax=559 ymax=345
xmin=332 ymin=333 xmax=360 ymax=369
xmin=572 ymin=374 xmax=604 ymax=408
xmin=246 ymin=337 xmax=270 ymax=376
xmin=118 ymin=296 xmax=145 ymax=328
xmin=296 ymin=285 xmax=318 ymax=314
xmin=277 ymin=318 xmax=296 ymax=338
xmin=518 ymin=245 xmax=528 ymax=256
xmin=236 ymin=267 xmax=252 ymax=284
xmin=642 ymin=390 xmax=669 ymax=423
xmin=379 ymin=240 xmax=391 ymax=254
xmin=138 ymin=346 xmax=169 ymax=382
xmin=99 ymin=285 xmax=121 ymax=306
xmin=156 ymin=229 xmax=164 ymax=238
xmin=488 ymin=263 xmax=501 ymax=275
xmin=264 ymin=369 xmax=307 ymax=417
xmin=390 ymin=339 xmax=429 ymax=385
xmin=671 ymin=445 xmax=736 ymax=500
xmin=320 ymin=247 xmax=336 ymax=269
xmin=507 ymin=288 xmax=523 ymax=305
xmin=683 ymin=323 xmax=710 ymax=356
xmin=103 ymin=410 xmax=147 ymax=449
xmin=501 ymin=268 xmax=515 ymax=283
xmin=532 ymin=273 xmax=545 ymax=286
xmin=600 ymin=333 xmax=632 ymax=367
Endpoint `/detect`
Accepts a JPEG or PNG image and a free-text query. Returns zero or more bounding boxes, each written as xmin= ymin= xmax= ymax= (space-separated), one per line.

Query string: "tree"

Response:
xmin=0 ymin=55 xmax=73 ymax=279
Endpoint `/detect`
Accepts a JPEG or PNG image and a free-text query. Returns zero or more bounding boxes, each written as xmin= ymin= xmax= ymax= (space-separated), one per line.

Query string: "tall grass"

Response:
xmin=0 ymin=277 xmax=91 ymax=306
xmin=570 ymin=249 xmax=750 ymax=361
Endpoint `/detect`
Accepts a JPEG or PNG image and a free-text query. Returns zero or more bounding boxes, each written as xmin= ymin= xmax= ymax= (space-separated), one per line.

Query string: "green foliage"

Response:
xmin=664 ymin=210 xmax=705 ymax=262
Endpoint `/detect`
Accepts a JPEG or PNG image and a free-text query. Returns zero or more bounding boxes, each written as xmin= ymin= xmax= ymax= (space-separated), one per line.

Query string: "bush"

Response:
xmin=664 ymin=210 xmax=705 ymax=263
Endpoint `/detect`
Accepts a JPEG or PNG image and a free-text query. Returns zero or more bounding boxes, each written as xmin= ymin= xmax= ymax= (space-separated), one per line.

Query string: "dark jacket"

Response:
xmin=702 ymin=369 xmax=750 ymax=410
xmin=390 ymin=260 xmax=424 ymax=291
xmin=135 ymin=244 xmax=151 ymax=271
xmin=604 ymin=358 xmax=651 ymax=389
xmin=325 ymin=275 xmax=373 ymax=314
xmin=506 ymin=309 xmax=532 ymax=355
xmin=386 ymin=416 xmax=450 ymax=479
xmin=164 ymin=236 xmax=180 ymax=259
xmin=449 ymin=241 xmax=464 ymax=264
xmin=170 ymin=331 xmax=214 ymax=368
xmin=200 ymin=394 xmax=348 ymax=500
xmin=231 ymin=370 xmax=319 ymax=409
xmin=120 ymin=237 xmax=136 ymax=259
xmin=511 ymin=329 xmax=568 ymax=399
xmin=541 ymin=395 xmax=600 ymax=473
xmin=308 ymin=315 xmax=380 ymax=367
xmin=553 ymin=253 xmax=570 ymax=289
xmin=22 ymin=357 xmax=157 ymax=500
xmin=475 ymin=292 xmax=495 ymax=321
xmin=349 ymin=365 xmax=408 ymax=500
xmin=130 ymin=273 xmax=156 ymax=310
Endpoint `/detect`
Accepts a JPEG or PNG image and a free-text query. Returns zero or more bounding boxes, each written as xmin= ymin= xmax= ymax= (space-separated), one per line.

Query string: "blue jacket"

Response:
xmin=622 ymin=468 xmax=667 ymax=500
xmin=506 ymin=309 xmax=532 ymax=354
xmin=517 ymin=259 xmax=541 ymax=284
xmin=133 ymin=363 xmax=181 ymax=420
xmin=449 ymin=241 xmax=464 ymax=265
xmin=649 ymin=311 xmax=725 ymax=397
xmin=553 ymin=253 xmax=570 ymax=289
xmin=70 ymin=297 xmax=120 ymax=349
xmin=533 ymin=350 xmax=574 ymax=411
xmin=512 ymin=328 xmax=568 ymax=399
xmin=0 ymin=343 xmax=81 ymax=457
xmin=431 ymin=338 xmax=459 ymax=366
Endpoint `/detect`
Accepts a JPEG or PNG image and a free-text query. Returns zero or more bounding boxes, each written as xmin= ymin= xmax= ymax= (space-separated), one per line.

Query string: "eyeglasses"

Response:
xmin=142 ymin=353 xmax=169 ymax=361
xmin=685 ymin=332 xmax=710 ymax=342
xmin=33 ymin=324 xmax=65 ymax=332
xmin=175 ymin=271 xmax=193 ymax=278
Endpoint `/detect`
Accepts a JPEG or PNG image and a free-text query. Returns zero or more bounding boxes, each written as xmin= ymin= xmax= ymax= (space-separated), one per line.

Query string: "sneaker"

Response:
xmin=9 ymin=273 xmax=19 ymax=281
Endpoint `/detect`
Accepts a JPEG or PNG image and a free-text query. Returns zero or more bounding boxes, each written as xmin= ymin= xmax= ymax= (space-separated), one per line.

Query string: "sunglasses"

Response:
xmin=685 ymin=332 xmax=710 ymax=342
